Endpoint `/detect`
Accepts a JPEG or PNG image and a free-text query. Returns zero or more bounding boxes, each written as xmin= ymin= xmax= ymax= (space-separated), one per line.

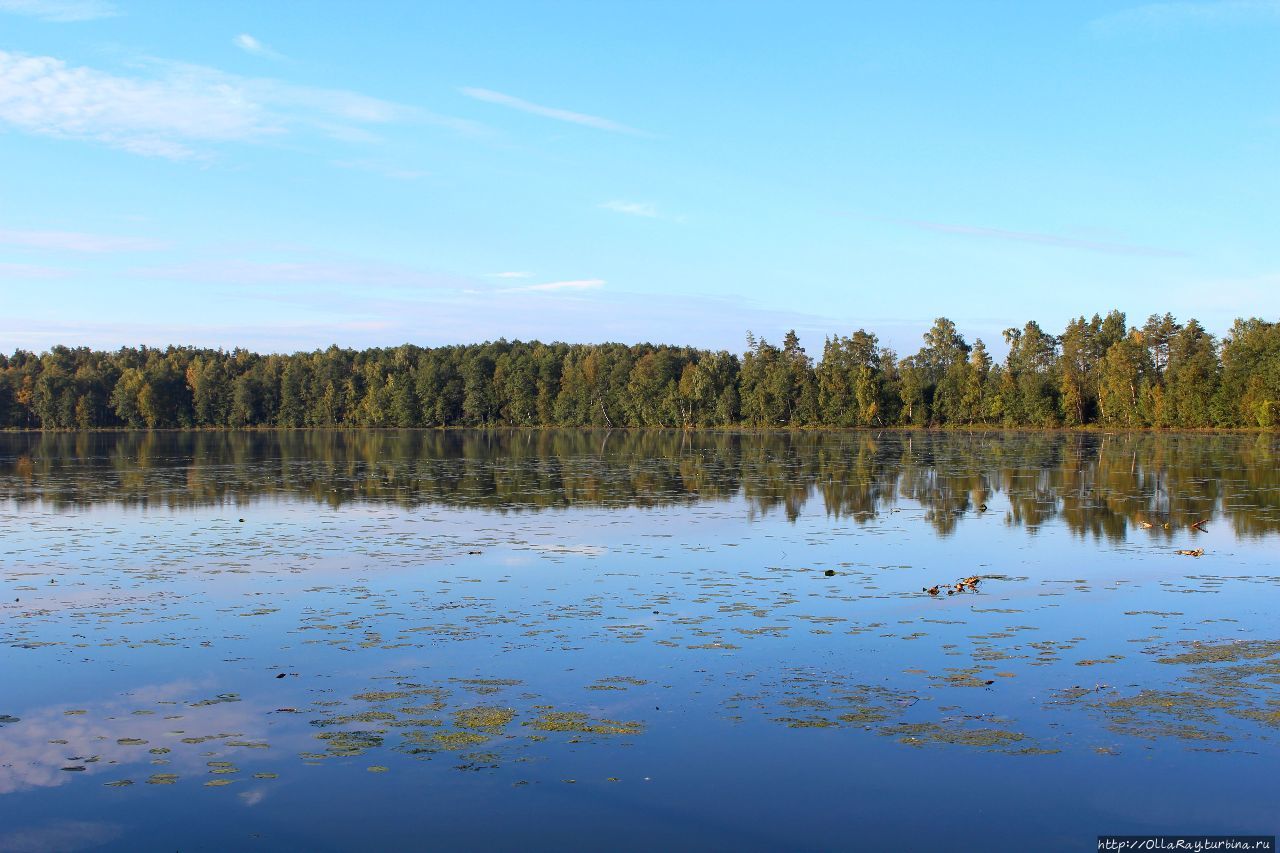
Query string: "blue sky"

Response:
xmin=1 ymin=0 xmax=1277 ymax=356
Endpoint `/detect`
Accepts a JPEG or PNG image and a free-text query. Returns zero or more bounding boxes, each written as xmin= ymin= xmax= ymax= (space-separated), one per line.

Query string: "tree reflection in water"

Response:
xmin=1 ymin=429 xmax=1276 ymax=539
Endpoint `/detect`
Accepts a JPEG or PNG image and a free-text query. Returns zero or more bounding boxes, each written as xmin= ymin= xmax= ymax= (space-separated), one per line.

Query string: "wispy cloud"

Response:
xmin=0 ymin=262 xmax=73 ymax=278
xmin=1093 ymin=0 xmax=1280 ymax=33
xmin=487 ymin=271 xmax=533 ymax=279
xmin=134 ymin=258 xmax=459 ymax=288
xmin=0 ymin=49 xmax=474 ymax=160
xmin=233 ymin=33 xmax=284 ymax=60
xmin=2 ymin=280 xmax=879 ymax=353
xmin=498 ymin=278 xmax=605 ymax=293
xmin=601 ymin=200 xmax=659 ymax=218
xmin=893 ymin=219 xmax=1188 ymax=258
xmin=460 ymin=87 xmax=646 ymax=135
xmin=0 ymin=228 xmax=168 ymax=252
xmin=0 ymin=0 xmax=117 ymax=22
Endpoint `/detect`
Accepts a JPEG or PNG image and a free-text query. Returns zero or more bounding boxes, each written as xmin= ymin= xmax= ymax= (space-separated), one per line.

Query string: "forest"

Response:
xmin=1 ymin=311 xmax=1277 ymax=430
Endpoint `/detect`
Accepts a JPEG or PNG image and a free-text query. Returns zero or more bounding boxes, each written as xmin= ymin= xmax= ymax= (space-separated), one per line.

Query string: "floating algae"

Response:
xmin=146 ymin=773 xmax=179 ymax=785
xmin=1157 ymin=640 xmax=1280 ymax=666
xmin=353 ymin=691 xmax=414 ymax=702
xmin=431 ymin=731 xmax=491 ymax=750
xmin=314 ymin=730 xmax=384 ymax=757
xmin=454 ymin=678 xmax=523 ymax=695
xmin=453 ymin=706 xmax=517 ymax=730
xmin=776 ymin=717 xmax=840 ymax=729
xmin=180 ymin=733 xmax=237 ymax=745
xmin=1052 ymin=639 xmax=1280 ymax=744
xmin=320 ymin=711 xmax=397 ymax=725
xmin=1104 ymin=690 xmax=1231 ymax=723
xmin=595 ymin=676 xmax=649 ymax=687
xmin=880 ymin=722 xmax=1027 ymax=749
xmin=525 ymin=711 xmax=643 ymax=735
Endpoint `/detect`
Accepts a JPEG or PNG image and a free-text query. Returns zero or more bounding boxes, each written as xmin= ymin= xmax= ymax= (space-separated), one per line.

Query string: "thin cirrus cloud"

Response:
xmin=133 ymin=258 xmax=462 ymax=289
xmin=0 ymin=49 xmax=473 ymax=160
xmin=1092 ymin=0 xmax=1280 ymax=32
xmin=0 ymin=227 xmax=169 ymax=252
xmin=601 ymin=200 xmax=659 ymax=218
xmin=233 ymin=33 xmax=284 ymax=60
xmin=498 ymin=278 xmax=606 ymax=293
xmin=0 ymin=262 xmax=73 ymax=278
xmin=487 ymin=271 xmax=533 ymax=279
xmin=895 ymin=219 xmax=1189 ymax=258
xmin=460 ymin=87 xmax=646 ymax=135
xmin=0 ymin=0 xmax=116 ymax=22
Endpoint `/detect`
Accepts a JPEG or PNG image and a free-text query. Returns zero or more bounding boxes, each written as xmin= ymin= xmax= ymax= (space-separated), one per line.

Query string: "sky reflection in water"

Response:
xmin=1 ymin=430 xmax=1278 ymax=852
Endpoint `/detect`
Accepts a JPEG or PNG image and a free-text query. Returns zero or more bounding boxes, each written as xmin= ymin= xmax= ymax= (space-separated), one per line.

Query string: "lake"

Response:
xmin=1 ymin=430 xmax=1278 ymax=852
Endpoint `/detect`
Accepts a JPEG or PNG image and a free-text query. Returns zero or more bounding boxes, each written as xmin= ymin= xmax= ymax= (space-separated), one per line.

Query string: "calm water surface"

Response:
xmin=1 ymin=430 xmax=1278 ymax=852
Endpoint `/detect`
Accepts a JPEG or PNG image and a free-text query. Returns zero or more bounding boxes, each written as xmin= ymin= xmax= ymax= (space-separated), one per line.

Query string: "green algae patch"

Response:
xmin=314 ymin=730 xmax=384 ymax=757
xmin=1157 ymin=640 xmax=1280 ymax=666
xmin=431 ymin=730 xmax=491 ymax=750
xmin=180 ymin=733 xmax=237 ymax=745
xmin=836 ymin=708 xmax=892 ymax=724
xmin=353 ymin=690 xmax=413 ymax=702
xmin=204 ymin=779 xmax=235 ymax=787
xmin=1229 ymin=707 xmax=1280 ymax=727
xmin=1104 ymin=690 xmax=1230 ymax=723
xmin=775 ymin=717 xmax=839 ymax=729
xmin=116 ymin=737 xmax=147 ymax=746
xmin=146 ymin=773 xmax=179 ymax=785
xmin=254 ymin=772 xmax=279 ymax=779
xmin=453 ymin=706 xmax=517 ymax=730
xmin=881 ymin=722 xmax=1026 ymax=749
xmin=525 ymin=711 xmax=644 ymax=735
xmin=454 ymin=678 xmax=523 ymax=695
xmin=104 ymin=779 xmax=134 ymax=787
xmin=932 ymin=668 xmax=994 ymax=688
xmin=386 ymin=717 xmax=444 ymax=728
xmin=1053 ymin=652 xmax=1280 ymax=743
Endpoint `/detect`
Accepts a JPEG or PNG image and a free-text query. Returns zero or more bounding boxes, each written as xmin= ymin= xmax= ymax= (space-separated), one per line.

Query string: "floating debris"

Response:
xmin=922 ymin=576 xmax=981 ymax=597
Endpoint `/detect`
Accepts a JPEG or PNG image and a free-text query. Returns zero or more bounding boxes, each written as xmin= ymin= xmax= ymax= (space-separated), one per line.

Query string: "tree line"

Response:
xmin=1 ymin=311 xmax=1277 ymax=430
